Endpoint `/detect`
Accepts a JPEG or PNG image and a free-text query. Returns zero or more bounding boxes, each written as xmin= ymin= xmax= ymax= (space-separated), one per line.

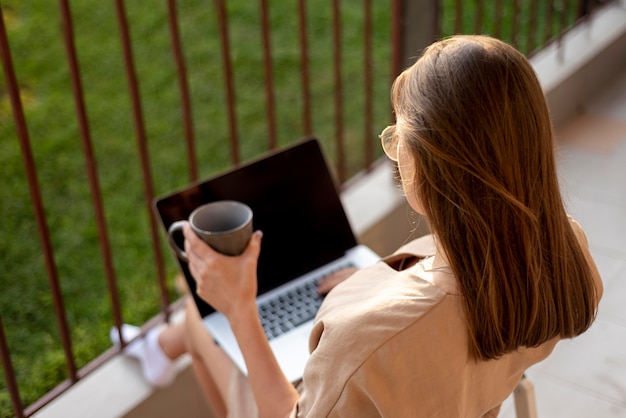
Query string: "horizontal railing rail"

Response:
xmin=0 ymin=0 xmax=615 ymax=416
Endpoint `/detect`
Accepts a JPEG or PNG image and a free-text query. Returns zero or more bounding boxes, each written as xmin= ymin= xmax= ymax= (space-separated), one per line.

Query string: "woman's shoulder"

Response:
xmin=567 ymin=214 xmax=593 ymax=249
xmin=566 ymin=214 xmax=603 ymax=302
xmin=310 ymin=262 xmax=456 ymax=354
xmin=303 ymin=266 xmax=467 ymax=414
xmin=319 ymin=260 xmax=449 ymax=318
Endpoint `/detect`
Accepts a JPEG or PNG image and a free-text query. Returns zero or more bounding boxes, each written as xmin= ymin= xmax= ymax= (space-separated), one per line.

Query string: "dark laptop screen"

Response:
xmin=154 ymin=137 xmax=358 ymax=317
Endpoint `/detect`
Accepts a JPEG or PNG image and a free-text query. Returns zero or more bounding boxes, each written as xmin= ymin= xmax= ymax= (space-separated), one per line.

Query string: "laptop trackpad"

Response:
xmin=205 ymin=313 xmax=313 ymax=384
xmin=270 ymin=320 xmax=313 ymax=383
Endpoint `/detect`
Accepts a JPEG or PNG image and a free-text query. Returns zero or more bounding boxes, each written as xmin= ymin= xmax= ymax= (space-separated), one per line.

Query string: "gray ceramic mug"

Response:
xmin=167 ymin=200 xmax=253 ymax=261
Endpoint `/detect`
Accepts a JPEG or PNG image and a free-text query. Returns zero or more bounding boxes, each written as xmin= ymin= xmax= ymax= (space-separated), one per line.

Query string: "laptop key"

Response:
xmin=258 ymin=261 xmax=355 ymax=340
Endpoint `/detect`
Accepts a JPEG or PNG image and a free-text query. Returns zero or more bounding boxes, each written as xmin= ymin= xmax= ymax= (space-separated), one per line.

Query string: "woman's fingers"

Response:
xmin=181 ymin=223 xmax=263 ymax=318
xmin=317 ymin=267 xmax=359 ymax=295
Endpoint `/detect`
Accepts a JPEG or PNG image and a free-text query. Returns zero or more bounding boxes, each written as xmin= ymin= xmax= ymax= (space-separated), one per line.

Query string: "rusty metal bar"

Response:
xmin=494 ymin=0 xmax=503 ymax=39
xmin=23 ymin=380 xmax=73 ymax=417
xmin=298 ymin=0 xmax=312 ymax=135
xmin=527 ymin=0 xmax=539 ymax=54
xmin=22 ymin=295 xmax=187 ymax=415
xmin=543 ymin=0 xmax=555 ymax=45
xmin=561 ymin=0 xmax=572 ymax=34
xmin=454 ymin=0 xmax=462 ymax=34
xmin=24 ymin=297 xmax=187 ymax=416
xmin=511 ymin=0 xmax=521 ymax=49
xmin=474 ymin=0 xmax=483 ymax=33
xmin=0 ymin=316 xmax=24 ymax=418
xmin=114 ymin=0 xmax=171 ymax=321
xmin=214 ymin=0 xmax=240 ymax=165
xmin=260 ymin=0 xmax=277 ymax=150
xmin=331 ymin=0 xmax=345 ymax=181
xmin=556 ymin=0 xmax=571 ymax=61
xmin=23 ymin=332 xmax=136 ymax=416
xmin=59 ymin=0 xmax=126 ymax=351
xmin=578 ymin=0 xmax=596 ymax=21
xmin=363 ymin=0 xmax=373 ymax=167
xmin=167 ymin=0 xmax=198 ymax=182
xmin=0 ymin=0 xmax=77 ymax=387
xmin=434 ymin=0 xmax=443 ymax=41
xmin=390 ymin=0 xmax=402 ymax=81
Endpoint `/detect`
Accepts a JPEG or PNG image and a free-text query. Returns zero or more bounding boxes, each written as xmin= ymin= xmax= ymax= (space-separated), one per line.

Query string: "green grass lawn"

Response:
xmin=0 ymin=1 xmax=393 ymax=414
xmin=0 ymin=0 xmax=581 ymax=415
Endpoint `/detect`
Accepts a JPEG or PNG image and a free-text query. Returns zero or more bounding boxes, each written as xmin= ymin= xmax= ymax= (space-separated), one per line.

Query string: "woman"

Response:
xmin=114 ymin=35 xmax=602 ymax=417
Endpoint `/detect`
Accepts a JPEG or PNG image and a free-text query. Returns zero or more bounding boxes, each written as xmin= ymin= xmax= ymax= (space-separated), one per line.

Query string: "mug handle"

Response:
xmin=167 ymin=221 xmax=189 ymax=262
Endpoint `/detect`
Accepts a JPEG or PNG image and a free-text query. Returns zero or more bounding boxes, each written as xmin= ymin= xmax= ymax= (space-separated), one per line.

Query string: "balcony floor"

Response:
xmin=499 ymin=70 xmax=626 ymax=416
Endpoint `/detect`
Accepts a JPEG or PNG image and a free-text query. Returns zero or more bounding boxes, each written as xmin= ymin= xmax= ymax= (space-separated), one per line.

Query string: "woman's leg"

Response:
xmin=111 ymin=300 xmax=246 ymax=416
xmin=157 ymin=320 xmax=187 ymax=359
xmin=183 ymin=299 xmax=234 ymax=418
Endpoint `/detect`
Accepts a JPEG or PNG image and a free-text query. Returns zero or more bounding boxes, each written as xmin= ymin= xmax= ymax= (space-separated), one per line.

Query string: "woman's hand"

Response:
xmin=316 ymin=266 xmax=359 ymax=295
xmin=184 ymin=223 xmax=299 ymax=417
xmin=183 ymin=222 xmax=263 ymax=322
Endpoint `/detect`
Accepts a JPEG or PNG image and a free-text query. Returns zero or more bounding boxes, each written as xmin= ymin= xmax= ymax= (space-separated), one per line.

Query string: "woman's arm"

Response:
xmin=183 ymin=223 xmax=298 ymax=418
xmin=228 ymin=303 xmax=300 ymax=417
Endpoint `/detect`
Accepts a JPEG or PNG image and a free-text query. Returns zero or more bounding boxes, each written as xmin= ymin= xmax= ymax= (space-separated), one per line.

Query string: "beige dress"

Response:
xmin=230 ymin=220 xmax=600 ymax=417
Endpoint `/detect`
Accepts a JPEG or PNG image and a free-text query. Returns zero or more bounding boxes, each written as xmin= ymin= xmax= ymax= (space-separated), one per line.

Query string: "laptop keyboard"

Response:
xmin=258 ymin=262 xmax=355 ymax=340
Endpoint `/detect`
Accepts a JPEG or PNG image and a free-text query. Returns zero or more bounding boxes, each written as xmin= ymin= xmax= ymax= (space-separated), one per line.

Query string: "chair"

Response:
xmin=514 ymin=374 xmax=538 ymax=418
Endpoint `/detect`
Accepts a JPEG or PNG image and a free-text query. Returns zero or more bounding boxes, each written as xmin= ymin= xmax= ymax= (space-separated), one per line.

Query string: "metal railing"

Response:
xmin=0 ymin=0 xmax=613 ymax=416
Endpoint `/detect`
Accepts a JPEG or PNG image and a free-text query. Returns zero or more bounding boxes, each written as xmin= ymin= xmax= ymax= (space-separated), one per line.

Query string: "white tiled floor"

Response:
xmin=499 ymin=72 xmax=626 ymax=417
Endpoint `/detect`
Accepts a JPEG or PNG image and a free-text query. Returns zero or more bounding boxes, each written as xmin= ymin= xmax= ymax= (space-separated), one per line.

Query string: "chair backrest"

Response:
xmin=514 ymin=374 xmax=538 ymax=418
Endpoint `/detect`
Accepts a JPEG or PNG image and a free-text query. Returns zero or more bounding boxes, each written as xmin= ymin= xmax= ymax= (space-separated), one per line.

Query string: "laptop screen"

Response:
xmin=154 ymin=137 xmax=358 ymax=317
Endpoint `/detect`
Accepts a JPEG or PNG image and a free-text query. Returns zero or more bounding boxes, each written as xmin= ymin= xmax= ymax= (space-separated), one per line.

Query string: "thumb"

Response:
xmin=244 ymin=230 xmax=263 ymax=258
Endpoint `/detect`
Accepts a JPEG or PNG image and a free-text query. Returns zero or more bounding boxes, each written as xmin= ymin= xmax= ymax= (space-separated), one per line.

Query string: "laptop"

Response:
xmin=154 ymin=137 xmax=380 ymax=382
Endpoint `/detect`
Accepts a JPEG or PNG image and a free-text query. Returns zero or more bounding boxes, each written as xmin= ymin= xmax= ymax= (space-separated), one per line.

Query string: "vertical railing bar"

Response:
xmin=434 ymin=0 xmax=443 ymax=40
xmin=0 ymin=316 xmax=24 ymax=418
xmin=390 ymin=0 xmax=402 ymax=81
xmin=474 ymin=0 xmax=483 ymax=33
xmin=23 ymin=380 xmax=72 ymax=417
xmin=562 ymin=0 xmax=572 ymax=36
xmin=23 ymin=300 xmax=179 ymax=416
xmin=59 ymin=0 xmax=126 ymax=351
xmin=454 ymin=0 xmax=462 ymax=34
xmin=363 ymin=0 xmax=373 ymax=168
xmin=494 ymin=0 xmax=503 ymax=39
xmin=511 ymin=0 xmax=521 ymax=49
xmin=0 ymin=2 xmax=77 ymax=383
xmin=259 ymin=0 xmax=277 ymax=150
xmin=297 ymin=0 xmax=312 ymax=135
xmin=167 ymin=0 xmax=198 ymax=182
xmin=543 ymin=0 xmax=555 ymax=46
xmin=587 ymin=0 xmax=596 ymax=18
xmin=577 ymin=0 xmax=592 ymax=22
xmin=527 ymin=0 xmax=539 ymax=54
xmin=114 ymin=0 xmax=171 ymax=321
xmin=331 ymin=0 xmax=345 ymax=181
xmin=214 ymin=0 xmax=240 ymax=165
xmin=556 ymin=0 xmax=570 ymax=62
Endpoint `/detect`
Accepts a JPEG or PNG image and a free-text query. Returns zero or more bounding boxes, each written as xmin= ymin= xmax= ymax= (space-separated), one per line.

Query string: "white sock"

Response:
xmin=109 ymin=324 xmax=176 ymax=388
xmin=109 ymin=323 xmax=141 ymax=346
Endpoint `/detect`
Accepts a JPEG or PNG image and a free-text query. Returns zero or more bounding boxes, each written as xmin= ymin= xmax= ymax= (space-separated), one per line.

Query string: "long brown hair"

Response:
xmin=392 ymin=35 xmax=599 ymax=360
